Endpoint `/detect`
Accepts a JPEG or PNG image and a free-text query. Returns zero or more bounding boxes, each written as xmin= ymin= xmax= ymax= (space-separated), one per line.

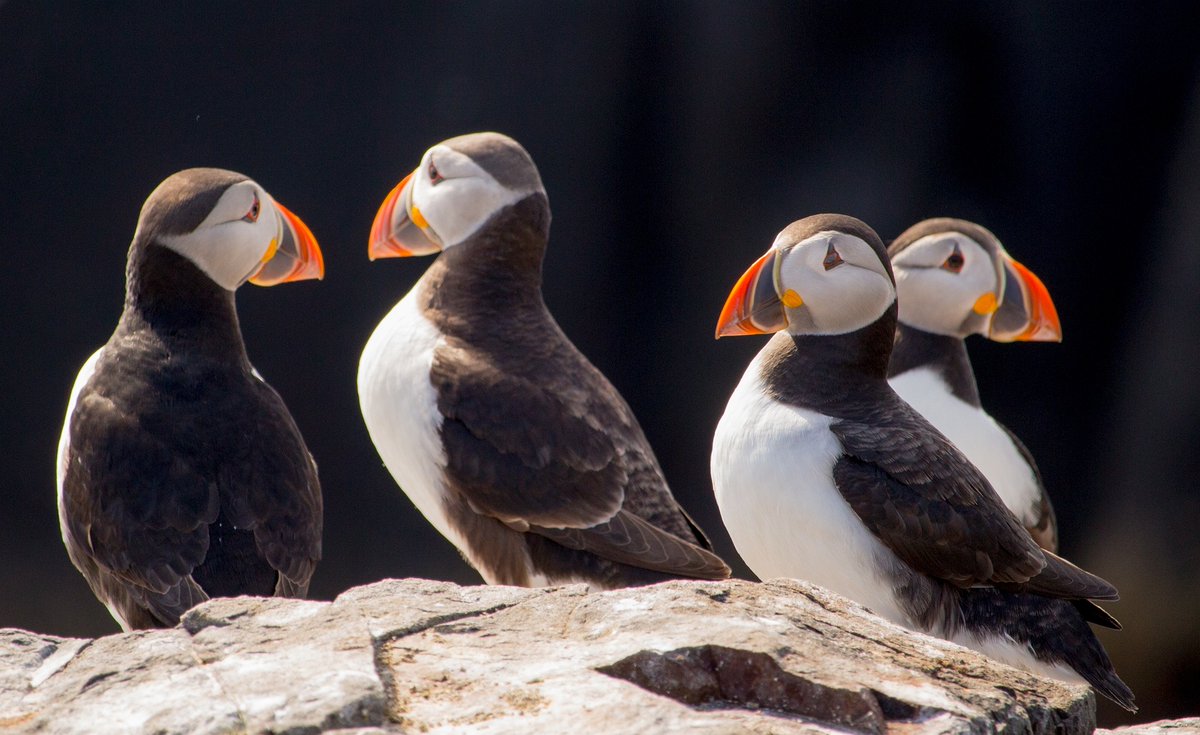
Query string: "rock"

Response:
xmin=0 ymin=577 xmax=1129 ymax=734
xmin=1100 ymin=719 xmax=1200 ymax=735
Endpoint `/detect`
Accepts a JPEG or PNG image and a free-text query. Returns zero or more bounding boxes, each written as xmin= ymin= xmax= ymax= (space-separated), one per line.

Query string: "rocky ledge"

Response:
xmin=0 ymin=578 xmax=1175 ymax=734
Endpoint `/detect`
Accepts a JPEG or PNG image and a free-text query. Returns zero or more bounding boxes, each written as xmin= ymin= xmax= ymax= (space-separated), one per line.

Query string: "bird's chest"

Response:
xmin=711 ymin=373 xmax=908 ymax=623
xmin=358 ymin=291 xmax=461 ymax=545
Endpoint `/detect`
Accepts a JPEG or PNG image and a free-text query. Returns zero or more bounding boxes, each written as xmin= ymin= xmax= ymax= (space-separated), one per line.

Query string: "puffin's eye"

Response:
xmin=428 ymin=159 xmax=445 ymax=185
xmin=243 ymin=193 xmax=261 ymax=223
xmin=941 ymin=245 xmax=964 ymax=273
xmin=822 ymin=243 xmax=844 ymax=271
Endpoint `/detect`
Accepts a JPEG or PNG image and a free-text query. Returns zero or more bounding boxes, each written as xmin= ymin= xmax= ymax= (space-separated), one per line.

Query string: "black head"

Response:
xmin=368 ymin=132 xmax=549 ymax=260
xmin=130 ymin=168 xmax=323 ymax=292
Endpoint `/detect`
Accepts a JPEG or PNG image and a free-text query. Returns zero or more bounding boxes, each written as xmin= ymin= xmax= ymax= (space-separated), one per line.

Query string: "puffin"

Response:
xmin=888 ymin=218 xmax=1061 ymax=551
xmin=710 ymin=214 xmax=1134 ymax=710
xmin=358 ymin=132 xmax=729 ymax=588
xmin=56 ymin=168 xmax=325 ymax=631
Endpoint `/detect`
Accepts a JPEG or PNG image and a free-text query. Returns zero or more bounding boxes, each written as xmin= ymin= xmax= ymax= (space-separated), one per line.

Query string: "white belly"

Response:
xmin=890 ymin=368 xmax=1041 ymax=526
xmin=358 ymin=289 xmax=469 ymax=556
xmin=711 ymin=357 xmax=908 ymax=625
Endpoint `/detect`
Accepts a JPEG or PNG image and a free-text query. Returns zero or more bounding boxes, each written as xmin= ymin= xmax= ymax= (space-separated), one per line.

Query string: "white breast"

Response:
xmin=889 ymin=367 xmax=1041 ymax=527
xmin=358 ymin=288 xmax=468 ymax=555
xmin=711 ymin=355 xmax=909 ymax=625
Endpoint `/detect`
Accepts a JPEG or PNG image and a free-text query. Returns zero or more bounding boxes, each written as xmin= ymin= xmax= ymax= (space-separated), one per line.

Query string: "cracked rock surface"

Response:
xmin=0 ymin=578 xmax=1158 ymax=733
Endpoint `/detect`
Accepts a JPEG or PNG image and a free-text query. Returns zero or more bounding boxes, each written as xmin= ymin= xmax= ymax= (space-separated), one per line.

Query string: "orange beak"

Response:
xmin=368 ymin=172 xmax=442 ymax=260
xmin=248 ymin=200 xmax=324 ymax=286
xmin=990 ymin=255 xmax=1062 ymax=342
xmin=715 ymin=249 xmax=789 ymax=338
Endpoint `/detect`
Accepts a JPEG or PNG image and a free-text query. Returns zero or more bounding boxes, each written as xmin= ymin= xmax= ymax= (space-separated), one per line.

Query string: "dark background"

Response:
xmin=2 ymin=2 xmax=1197 ymax=725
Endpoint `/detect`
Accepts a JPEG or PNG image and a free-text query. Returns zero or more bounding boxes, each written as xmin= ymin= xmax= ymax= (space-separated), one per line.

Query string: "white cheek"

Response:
xmin=895 ymin=268 xmax=976 ymax=334
xmin=805 ymin=269 xmax=895 ymax=334
xmin=415 ymin=176 xmax=525 ymax=249
xmin=160 ymin=217 xmax=274 ymax=291
xmin=778 ymin=238 xmax=895 ymax=335
xmin=894 ymin=253 xmax=997 ymax=335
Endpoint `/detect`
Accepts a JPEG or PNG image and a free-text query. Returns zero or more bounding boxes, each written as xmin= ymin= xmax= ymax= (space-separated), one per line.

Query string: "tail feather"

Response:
xmin=1074 ymin=599 xmax=1121 ymax=630
xmin=958 ymin=589 xmax=1136 ymax=712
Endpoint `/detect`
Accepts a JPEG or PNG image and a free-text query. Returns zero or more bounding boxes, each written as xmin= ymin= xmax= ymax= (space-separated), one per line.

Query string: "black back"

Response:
xmin=418 ymin=194 xmax=727 ymax=587
xmin=60 ymin=221 xmax=321 ymax=629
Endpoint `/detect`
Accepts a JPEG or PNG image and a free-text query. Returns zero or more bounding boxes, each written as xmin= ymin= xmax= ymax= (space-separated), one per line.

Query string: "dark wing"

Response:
xmin=218 ymin=374 xmax=323 ymax=597
xmin=830 ymin=398 xmax=1113 ymax=599
xmin=531 ymin=510 xmax=728 ymax=577
xmin=431 ymin=337 xmax=728 ymax=579
xmin=60 ymin=350 xmax=321 ymax=628
xmin=1015 ymin=547 xmax=1117 ymax=600
xmin=996 ymin=421 xmax=1059 ymax=552
xmin=61 ymin=377 xmax=220 ymax=626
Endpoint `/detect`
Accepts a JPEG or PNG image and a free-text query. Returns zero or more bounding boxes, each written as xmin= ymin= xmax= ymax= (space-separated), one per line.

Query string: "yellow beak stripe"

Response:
xmin=973 ymin=292 xmax=999 ymax=315
xmin=411 ymin=205 xmax=430 ymax=230
xmin=261 ymin=237 xmax=280 ymax=265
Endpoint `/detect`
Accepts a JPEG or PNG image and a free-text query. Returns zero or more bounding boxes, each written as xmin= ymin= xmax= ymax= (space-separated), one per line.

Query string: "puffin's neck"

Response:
xmin=118 ymin=241 xmax=248 ymax=359
xmin=419 ymin=194 xmax=551 ymax=324
xmin=759 ymin=306 xmax=897 ymax=415
xmin=889 ymin=323 xmax=981 ymax=407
